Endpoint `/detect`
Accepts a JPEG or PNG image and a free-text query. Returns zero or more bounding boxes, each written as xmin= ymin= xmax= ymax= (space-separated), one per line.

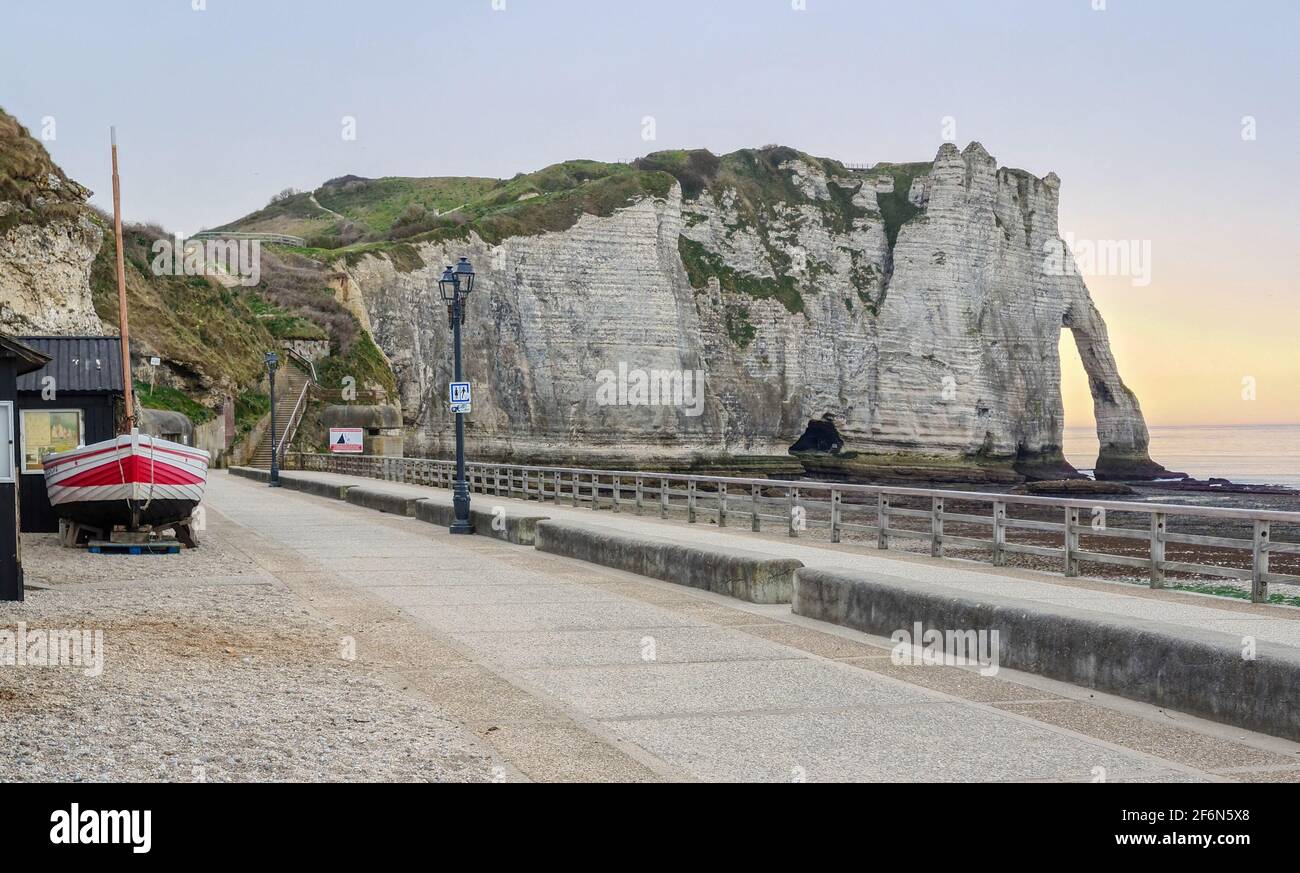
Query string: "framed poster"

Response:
xmin=20 ymin=408 xmax=84 ymax=474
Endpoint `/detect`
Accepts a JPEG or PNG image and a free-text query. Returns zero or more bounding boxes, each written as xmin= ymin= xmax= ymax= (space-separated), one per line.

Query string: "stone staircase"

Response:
xmin=250 ymin=366 xmax=312 ymax=469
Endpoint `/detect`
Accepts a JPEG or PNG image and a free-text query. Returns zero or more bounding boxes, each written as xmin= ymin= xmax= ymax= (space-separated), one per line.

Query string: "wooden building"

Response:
xmin=1 ymin=334 xmax=53 ymax=601
xmin=14 ymin=336 xmax=124 ymax=534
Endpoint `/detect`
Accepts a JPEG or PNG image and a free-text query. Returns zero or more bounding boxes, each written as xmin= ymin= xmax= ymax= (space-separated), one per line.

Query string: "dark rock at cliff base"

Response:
xmin=1011 ymin=480 xmax=1136 ymax=496
xmin=797 ymin=452 xmax=1022 ymax=485
xmin=1013 ymin=452 xmax=1084 ymax=482
xmin=1145 ymin=478 xmax=1298 ymax=495
xmin=1093 ymin=456 xmax=1185 ymax=481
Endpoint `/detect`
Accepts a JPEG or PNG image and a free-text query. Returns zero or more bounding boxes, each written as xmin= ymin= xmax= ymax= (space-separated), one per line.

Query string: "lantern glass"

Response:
xmin=454 ymin=257 xmax=475 ymax=295
xmin=438 ymin=266 xmax=457 ymax=303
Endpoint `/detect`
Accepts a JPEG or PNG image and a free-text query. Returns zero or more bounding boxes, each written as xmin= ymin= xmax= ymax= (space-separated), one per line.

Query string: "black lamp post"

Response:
xmin=439 ymin=257 xmax=475 ymax=534
xmin=265 ymin=350 xmax=281 ymax=487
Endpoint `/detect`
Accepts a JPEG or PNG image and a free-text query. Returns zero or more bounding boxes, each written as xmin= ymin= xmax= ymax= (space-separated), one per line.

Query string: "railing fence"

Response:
xmin=286 ymin=453 xmax=1300 ymax=603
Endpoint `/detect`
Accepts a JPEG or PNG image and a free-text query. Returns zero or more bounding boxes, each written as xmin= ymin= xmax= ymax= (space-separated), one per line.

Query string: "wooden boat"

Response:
xmin=38 ymin=126 xmax=209 ymax=541
xmin=42 ymin=431 xmax=209 ymax=531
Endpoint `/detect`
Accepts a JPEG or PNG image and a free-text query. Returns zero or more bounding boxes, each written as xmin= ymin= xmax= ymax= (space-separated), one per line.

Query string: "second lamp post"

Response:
xmin=439 ymin=257 xmax=475 ymax=534
xmin=265 ymin=350 xmax=281 ymax=487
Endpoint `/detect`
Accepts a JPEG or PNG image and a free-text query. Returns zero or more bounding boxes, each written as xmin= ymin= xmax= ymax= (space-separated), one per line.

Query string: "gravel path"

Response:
xmin=0 ymin=519 xmax=499 ymax=783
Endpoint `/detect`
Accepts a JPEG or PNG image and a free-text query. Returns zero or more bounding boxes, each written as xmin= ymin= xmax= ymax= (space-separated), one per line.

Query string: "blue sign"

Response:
xmin=449 ymin=381 xmax=471 ymax=414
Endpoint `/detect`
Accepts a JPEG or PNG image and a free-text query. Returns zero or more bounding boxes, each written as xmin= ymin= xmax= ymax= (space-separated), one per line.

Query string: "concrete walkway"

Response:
xmin=263 ymin=468 xmax=1300 ymax=649
xmin=204 ymin=472 xmax=1300 ymax=782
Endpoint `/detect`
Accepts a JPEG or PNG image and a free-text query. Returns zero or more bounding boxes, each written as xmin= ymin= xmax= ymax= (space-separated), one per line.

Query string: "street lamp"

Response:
xmin=439 ymin=257 xmax=475 ymax=534
xmin=265 ymin=350 xmax=281 ymax=487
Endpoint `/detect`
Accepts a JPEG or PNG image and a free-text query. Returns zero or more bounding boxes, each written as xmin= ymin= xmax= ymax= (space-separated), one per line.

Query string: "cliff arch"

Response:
xmin=1061 ymin=290 xmax=1173 ymax=480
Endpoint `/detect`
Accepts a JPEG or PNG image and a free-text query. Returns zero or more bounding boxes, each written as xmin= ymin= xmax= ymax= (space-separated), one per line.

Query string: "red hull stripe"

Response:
xmin=55 ymin=455 xmax=206 ymax=488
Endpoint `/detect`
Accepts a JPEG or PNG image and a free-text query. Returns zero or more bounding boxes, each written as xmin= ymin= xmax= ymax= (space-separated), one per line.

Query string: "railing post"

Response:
xmin=992 ymin=500 xmax=1007 ymax=566
xmin=717 ymin=483 xmax=728 ymax=527
xmin=751 ymin=484 xmax=761 ymax=532
xmin=1065 ymin=507 xmax=1081 ymax=577
xmin=687 ymin=479 xmax=697 ymax=523
xmin=591 ymin=473 xmax=600 ymax=510
xmin=571 ymin=472 xmax=579 ymax=507
xmin=555 ymin=471 xmax=562 ymax=504
xmin=877 ymin=493 xmax=890 ymax=549
xmin=495 ymin=467 xmax=502 ymax=497
xmin=612 ymin=475 xmax=621 ymax=512
xmin=931 ymin=496 xmax=944 ymax=558
xmin=788 ymin=487 xmax=801 ymax=538
xmin=1149 ymin=512 xmax=1166 ymax=588
xmin=635 ymin=476 xmax=644 ymax=515
xmin=830 ymin=489 xmax=842 ymax=543
xmin=660 ymin=479 xmax=669 ymax=519
xmin=1252 ymin=520 xmax=1270 ymax=603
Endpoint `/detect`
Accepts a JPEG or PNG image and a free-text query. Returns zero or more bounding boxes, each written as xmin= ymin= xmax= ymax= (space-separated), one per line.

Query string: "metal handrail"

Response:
xmin=191 ymin=230 xmax=307 ymax=247
xmin=285 ymin=452 xmax=1300 ymax=603
xmin=284 ymin=347 xmax=318 ymax=383
xmin=275 ymin=379 xmax=311 ymax=465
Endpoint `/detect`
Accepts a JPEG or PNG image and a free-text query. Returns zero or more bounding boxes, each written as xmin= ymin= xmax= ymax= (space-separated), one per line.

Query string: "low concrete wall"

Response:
xmin=793 ymin=568 xmax=1300 ymax=742
xmin=414 ymin=499 xmax=548 ymax=545
xmin=228 ymin=466 xmax=354 ymax=500
xmin=535 ymin=520 xmax=802 ymax=604
xmin=229 ymin=466 xmax=270 ymax=483
xmin=345 ymin=487 xmax=424 ymax=517
xmin=279 ymin=473 xmax=354 ymax=501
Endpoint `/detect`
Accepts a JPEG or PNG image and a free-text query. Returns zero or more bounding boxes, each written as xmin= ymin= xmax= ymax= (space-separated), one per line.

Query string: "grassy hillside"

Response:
xmin=88 ymin=219 xmax=277 ymax=400
xmin=0 ymin=108 xmax=85 ymax=209
xmin=218 ymin=160 xmax=678 ymax=250
xmin=0 ymin=107 xmax=89 ymax=236
xmin=214 ymin=148 xmax=936 ymax=276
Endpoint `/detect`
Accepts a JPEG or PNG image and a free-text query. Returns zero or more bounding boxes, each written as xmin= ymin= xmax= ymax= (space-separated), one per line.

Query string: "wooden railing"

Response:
xmin=285 ymin=453 xmax=1300 ymax=604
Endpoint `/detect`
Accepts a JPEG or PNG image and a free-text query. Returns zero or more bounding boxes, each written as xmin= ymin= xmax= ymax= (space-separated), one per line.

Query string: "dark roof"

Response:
xmin=0 ymin=333 xmax=53 ymax=376
xmin=14 ymin=336 xmax=124 ymax=394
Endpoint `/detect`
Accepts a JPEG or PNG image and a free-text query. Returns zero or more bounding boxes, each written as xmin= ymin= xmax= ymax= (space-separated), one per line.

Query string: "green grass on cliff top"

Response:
xmin=0 ymin=107 xmax=79 ymax=209
xmin=219 ymin=160 xmax=677 ymax=251
xmin=215 ymin=146 xmax=937 ymax=318
xmin=215 ymin=147 xmax=934 ymax=257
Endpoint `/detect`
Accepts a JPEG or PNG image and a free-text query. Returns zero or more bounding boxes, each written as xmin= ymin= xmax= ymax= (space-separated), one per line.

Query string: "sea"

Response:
xmin=1063 ymin=424 xmax=1300 ymax=488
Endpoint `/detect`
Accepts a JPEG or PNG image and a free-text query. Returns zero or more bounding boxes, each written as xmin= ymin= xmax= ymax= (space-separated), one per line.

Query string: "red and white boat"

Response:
xmin=40 ymin=130 xmax=211 ymax=538
xmin=42 ymin=430 xmax=210 ymax=531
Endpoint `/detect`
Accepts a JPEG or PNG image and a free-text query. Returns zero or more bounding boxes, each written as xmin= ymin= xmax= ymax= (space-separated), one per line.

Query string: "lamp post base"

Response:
xmin=450 ymin=487 xmax=472 ymax=534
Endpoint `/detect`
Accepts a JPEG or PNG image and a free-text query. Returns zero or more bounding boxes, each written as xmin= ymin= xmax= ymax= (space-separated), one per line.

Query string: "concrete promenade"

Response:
xmin=204 ymin=471 xmax=1300 ymax=781
xmin=250 ymin=468 xmax=1300 ymax=650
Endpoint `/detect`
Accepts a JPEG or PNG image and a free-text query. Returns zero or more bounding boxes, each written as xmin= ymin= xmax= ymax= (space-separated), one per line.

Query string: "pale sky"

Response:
xmin=3 ymin=0 xmax=1296 ymax=427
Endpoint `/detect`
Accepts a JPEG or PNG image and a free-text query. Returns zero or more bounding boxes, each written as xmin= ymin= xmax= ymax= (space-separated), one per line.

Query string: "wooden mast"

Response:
xmin=110 ymin=127 xmax=135 ymax=431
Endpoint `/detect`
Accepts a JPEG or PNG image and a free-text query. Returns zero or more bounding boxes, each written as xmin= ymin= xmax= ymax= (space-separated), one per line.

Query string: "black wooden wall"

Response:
xmin=1 ymin=358 xmax=21 ymax=600
xmin=16 ymin=392 xmax=117 ymax=533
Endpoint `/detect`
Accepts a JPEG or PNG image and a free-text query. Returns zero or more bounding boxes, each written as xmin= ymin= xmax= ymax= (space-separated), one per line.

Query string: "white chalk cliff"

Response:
xmin=337 ymin=142 xmax=1167 ymax=481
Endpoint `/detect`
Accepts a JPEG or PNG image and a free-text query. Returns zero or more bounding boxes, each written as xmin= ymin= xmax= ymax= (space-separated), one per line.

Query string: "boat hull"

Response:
xmin=42 ymin=433 xmax=210 ymax=531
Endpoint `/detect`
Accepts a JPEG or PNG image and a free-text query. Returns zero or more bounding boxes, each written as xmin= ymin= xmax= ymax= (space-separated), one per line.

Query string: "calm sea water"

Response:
xmin=1064 ymin=424 xmax=1300 ymax=487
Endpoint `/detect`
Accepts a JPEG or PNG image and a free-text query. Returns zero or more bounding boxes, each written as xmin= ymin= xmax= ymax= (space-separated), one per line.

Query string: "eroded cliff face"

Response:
xmin=0 ymin=110 xmax=104 ymax=335
xmin=335 ymin=142 xmax=1166 ymax=480
xmin=0 ymin=212 xmax=104 ymax=334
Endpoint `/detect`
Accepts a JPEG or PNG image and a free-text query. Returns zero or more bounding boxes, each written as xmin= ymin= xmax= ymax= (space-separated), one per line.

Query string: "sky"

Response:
xmin=3 ymin=0 xmax=1296 ymax=428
